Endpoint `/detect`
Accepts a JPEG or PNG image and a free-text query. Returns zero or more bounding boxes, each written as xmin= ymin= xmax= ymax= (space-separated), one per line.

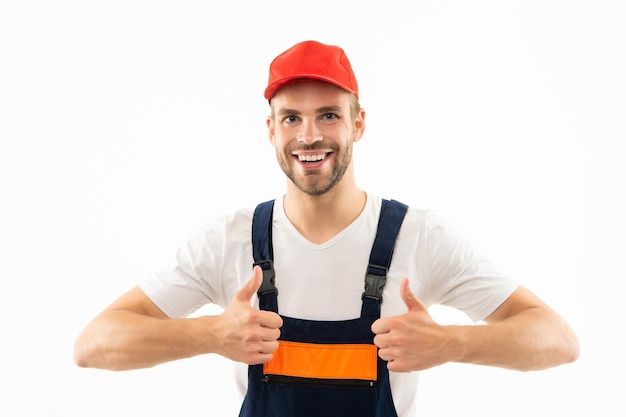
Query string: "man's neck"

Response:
xmin=282 ymin=185 xmax=367 ymax=245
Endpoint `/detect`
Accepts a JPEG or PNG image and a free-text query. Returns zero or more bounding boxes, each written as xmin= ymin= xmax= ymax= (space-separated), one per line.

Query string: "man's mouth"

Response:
xmin=297 ymin=153 xmax=328 ymax=163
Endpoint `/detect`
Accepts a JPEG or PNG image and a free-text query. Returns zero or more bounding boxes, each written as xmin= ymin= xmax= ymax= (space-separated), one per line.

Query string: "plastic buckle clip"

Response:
xmin=361 ymin=264 xmax=388 ymax=302
xmin=253 ymin=259 xmax=278 ymax=296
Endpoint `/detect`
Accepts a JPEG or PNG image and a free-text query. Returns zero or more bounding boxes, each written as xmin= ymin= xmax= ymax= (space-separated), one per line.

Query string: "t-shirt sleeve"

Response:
xmin=139 ymin=214 xmax=230 ymax=318
xmin=424 ymin=210 xmax=519 ymax=322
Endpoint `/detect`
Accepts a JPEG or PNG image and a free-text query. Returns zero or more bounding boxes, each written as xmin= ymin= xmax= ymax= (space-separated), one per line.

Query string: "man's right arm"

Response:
xmin=73 ymin=266 xmax=282 ymax=371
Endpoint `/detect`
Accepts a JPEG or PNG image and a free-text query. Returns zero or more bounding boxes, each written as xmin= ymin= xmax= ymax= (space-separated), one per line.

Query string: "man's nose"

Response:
xmin=296 ymin=120 xmax=323 ymax=145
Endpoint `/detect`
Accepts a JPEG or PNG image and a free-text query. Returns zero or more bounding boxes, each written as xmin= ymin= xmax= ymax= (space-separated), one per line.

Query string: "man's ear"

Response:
xmin=266 ymin=115 xmax=275 ymax=146
xmin=353 ymin=108 xmax=366 ymax=143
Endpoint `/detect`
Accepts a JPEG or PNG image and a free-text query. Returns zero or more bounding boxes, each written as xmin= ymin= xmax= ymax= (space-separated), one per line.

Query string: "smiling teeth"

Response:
xmin=298 ymin=154 xmax=325 ymax=162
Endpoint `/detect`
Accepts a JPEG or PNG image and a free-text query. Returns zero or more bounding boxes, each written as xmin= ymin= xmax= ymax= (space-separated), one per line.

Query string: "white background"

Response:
xmin=1 ymin=1 xmax=624 ymax=416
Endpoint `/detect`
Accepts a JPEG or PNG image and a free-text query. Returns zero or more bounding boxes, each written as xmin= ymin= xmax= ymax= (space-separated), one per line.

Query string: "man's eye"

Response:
xmin=283 ymin=115 xmax=299 ymax=123
xmin=322 ymin=113 xmax=339 ymax=121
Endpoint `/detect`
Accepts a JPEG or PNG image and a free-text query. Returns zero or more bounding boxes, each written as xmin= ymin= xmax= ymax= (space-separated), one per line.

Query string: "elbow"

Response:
xmin=544 ymin=310 xmax=581 ymax=368
xmin=521 ymin=321 xmax=580 ymax=372
xmin=73 ymin=337 xmax=93 ymax=368
xmin=540 ymin=326 xmax=580 ymax=371
xmin=556 ymin=318 xmax=580 ymax=366
xmin=563 ymin=331 xmax=580 ymax=365
xmin=73 ymin=329 xmax=105 ymax=369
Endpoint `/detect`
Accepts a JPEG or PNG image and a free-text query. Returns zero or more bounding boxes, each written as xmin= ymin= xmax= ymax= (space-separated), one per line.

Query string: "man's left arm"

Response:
xmin=372 ymin=280 xmax=579 ymax=372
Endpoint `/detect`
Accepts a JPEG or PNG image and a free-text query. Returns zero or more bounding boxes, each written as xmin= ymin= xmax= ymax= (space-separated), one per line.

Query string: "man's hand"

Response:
xmin=214 ymin=266 xmax=283 ymax=365
xmin=372 ymin=278 xmax=454 ymax=372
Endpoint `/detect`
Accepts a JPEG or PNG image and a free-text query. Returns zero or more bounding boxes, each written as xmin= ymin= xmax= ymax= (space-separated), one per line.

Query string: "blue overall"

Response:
xmin=238 ymin=199 xmax=408 ymax=417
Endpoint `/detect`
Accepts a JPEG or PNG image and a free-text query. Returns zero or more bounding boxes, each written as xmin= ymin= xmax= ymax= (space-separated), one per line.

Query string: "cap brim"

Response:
xmin=264 ymin=75 xmax=357 ymax=100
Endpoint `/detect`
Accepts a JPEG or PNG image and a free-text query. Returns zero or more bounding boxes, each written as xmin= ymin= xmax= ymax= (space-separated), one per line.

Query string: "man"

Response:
xmin=74 ymin=40 xmax=579 ymax=416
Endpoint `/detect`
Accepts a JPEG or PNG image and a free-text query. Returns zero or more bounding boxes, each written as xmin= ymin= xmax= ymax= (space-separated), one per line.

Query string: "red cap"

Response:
xmin=264 ymin=40 xmax=358 ymax=100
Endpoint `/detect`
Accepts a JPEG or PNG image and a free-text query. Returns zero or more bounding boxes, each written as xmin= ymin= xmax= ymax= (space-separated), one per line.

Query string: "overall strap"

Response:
xmin=361 ymin=199 xmax=409 ymax=319
xmin=251 ymin=200 xmax=278 ymax=313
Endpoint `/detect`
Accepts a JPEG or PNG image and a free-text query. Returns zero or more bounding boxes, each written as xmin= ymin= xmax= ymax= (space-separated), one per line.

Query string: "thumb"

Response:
xmin=234 ymin=265 xmax=263 ymax=303
xmin=400 ymin=277 xmax=426 ymax=312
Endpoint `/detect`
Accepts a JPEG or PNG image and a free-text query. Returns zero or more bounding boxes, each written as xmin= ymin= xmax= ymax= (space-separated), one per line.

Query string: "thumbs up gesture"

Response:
xmin=214 ymin=266 xmax=283 ymax=365
xmin=372 ymin=278 xmax=451 ymax=373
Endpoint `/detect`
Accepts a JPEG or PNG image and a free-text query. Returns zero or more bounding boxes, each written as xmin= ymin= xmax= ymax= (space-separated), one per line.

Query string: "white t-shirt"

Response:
xmin=140 ymin=193 xmax=519 ymax=417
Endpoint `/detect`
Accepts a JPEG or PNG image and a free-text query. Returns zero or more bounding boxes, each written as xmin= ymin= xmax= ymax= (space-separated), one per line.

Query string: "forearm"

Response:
xmin=452 ymin=307 xmax=579 ymax=371
xmin=74 ymin=311 xmax=217 ymax=371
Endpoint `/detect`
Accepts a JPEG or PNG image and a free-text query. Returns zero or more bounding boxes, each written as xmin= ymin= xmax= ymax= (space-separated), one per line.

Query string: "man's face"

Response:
xmin=267 ymin=81 xmax=364 ymax=196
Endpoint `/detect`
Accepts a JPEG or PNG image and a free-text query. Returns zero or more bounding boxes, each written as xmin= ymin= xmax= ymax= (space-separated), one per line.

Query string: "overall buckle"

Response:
xmin=361 ymin=264 xmax=387 ymax=302
xmin=253 ymin=259 xmax=278 ymax=296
